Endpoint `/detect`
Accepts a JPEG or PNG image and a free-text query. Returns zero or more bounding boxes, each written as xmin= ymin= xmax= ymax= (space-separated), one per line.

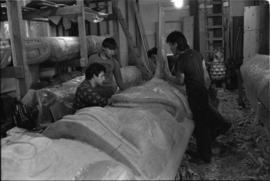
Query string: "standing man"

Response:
xmin=73 ymin=63 xmax=110 ymax=110
xmin=89 ymin=37 xmax=126 ymax=98
xmin=166 ymin=31 xmax=231 ymax=163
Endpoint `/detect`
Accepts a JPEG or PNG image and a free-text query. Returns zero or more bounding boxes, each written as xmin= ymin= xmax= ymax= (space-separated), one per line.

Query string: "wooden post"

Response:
xmin=6 ymin=0 xmax=29 ymax=99
xmin=157 ymin=5 xmax=165 ymax=78
xmin=189 ymin=0 xmax=199 ymax=51
xmin=77 ymin=0 xmax=88 ymax=67
xmin=95 ymin=2 xmax=101 ymax=35
xmin=106 ymin=0 xmax=110 ymax=34
xmin=158 ymin=5 xmax=173 ymax=78
xmin=158 ymin=6 xmax=165 ymax=62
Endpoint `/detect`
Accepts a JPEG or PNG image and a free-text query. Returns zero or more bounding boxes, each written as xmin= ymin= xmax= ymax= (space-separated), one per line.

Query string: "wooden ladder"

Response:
xmin=205 ymin=0 xmax=225 ymax=59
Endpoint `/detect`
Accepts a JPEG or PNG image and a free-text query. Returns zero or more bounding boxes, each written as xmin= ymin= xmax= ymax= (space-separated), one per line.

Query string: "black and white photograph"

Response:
xmin=0 ymin=0 xmax=269 ymax=180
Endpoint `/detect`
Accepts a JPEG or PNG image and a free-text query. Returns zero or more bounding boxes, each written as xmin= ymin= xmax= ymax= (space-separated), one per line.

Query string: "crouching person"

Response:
xmin=73 ymin=63 xmax=110 ymax=110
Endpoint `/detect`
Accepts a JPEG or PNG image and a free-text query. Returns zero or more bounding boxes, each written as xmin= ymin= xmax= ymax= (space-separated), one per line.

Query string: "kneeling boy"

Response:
xmin=73 ymin=63 xmax=110 ymax=110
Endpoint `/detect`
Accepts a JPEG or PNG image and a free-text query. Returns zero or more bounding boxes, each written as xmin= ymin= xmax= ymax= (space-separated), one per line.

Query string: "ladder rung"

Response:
xmin=207 ymin=13 xmax=223 ymax=17
xmin=204 ymin=49 xmax=224 ymax=53
xmin=207 ymin=25 xmax=223 ymax=29
xmin=207 ymin=37 xmax=223 ymax=41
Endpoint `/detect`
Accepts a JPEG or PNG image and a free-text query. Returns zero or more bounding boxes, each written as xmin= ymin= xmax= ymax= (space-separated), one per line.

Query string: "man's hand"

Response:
xmin=166 ymin=73 xmax=184 ymax=85
xmin=202 ymin=59 xmax=211 ymax=89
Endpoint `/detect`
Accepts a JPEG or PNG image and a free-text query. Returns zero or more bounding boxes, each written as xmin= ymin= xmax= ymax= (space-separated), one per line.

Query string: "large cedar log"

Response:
xmin=22 ymin=35 xmax=105 ymax=65
xmin=1 ymin=77 xmax=193 ymax=180
xmin=2 ymin=63 xmax=194 ymax=179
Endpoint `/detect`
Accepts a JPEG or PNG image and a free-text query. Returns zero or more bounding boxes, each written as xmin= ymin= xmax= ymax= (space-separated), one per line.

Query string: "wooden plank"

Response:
xmin=113 ymin=7 xmax=139 ymax=58
xmin=126 ymin=0 xmax=136 ymax=65
xmin=77 ymin=0 xmax=88 ymax=67
xmin=158 ymin=5 xmax=173 ymax=78
xmin=258 ymin=5 xmax=269 ymax=55
xmin=114 ymin=6 xmax=152 ymax=78
xmin=1 ymin=66 xmax=24 ymax=79
xmin=125 ymin=0 xmax=129 ymax=29
xmin=112 ymin=0 xmax=120 ymax=62
xmin=223 ymin=7 xmax=229 ymax=62
xmin=243 ymin=6 xmax=261 ymax=62
xmin=22 ymin=5 xmax=82 ymax=20
xmin=183 ymin=16 xmax=194 ymax=49
xmin=207 ymin=13 xmax=223 ymax=17
xmin=157 ymin=5 xmax=165 ymax=76
xmin=244 ymin=6 xmax=260 ymax=31
xmin=158 ymin=6 xmax=166 ymax=63
xmin=243 ymin=30 xmax=260 ymax=61
xmin=231 ymin=16 xmax=243 ymax=59
xmin=0 ymin=5 xmax=105 ymax=22
xmin=105 ymin=1 xmax=110 ymax=34
xmin=131 ymin=1 xmax=153 ymax=74
xmin=199 ymin=4 xmax=207 ymax=58
xmin=6 ymin=0 xmax=29 ymax=99
xmin=132 ymin=1 xmax=149 ymax=51
xmin=54 ymin=5 xmax=82 ymax=16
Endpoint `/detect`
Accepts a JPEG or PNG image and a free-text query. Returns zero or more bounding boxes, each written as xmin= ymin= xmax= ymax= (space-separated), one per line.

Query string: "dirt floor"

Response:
xmin=176 ymin=88 xmax=270 ymax=180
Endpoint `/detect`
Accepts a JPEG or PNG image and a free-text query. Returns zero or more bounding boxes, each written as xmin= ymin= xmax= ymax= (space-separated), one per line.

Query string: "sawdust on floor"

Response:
xmin=176 ymin=88 xmax=270 ymax=180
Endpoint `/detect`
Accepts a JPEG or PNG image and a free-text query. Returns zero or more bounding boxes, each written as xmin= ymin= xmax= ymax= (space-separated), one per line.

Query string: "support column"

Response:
xmin=77 ymin=0 xmax=88 ymax=67
xmin=6 ymin=0 xmax=29 ymax=99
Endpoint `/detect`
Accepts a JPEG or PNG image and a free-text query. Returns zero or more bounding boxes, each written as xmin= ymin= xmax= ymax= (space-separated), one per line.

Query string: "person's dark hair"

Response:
xmin=102 ymin=37 xmax=117 ymax=50
xmin=166 ymin=31 xmax=189 ymax=51
xmin=85 ymin=63 xmax=106 ymax=80
xmin=147 ymin=47 xmax=157 ymax=58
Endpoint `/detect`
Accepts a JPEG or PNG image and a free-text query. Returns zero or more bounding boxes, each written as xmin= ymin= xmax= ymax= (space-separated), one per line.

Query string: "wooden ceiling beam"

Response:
xmin=22 ymin=5 xmax=82 ymax=19
xmin=1 ymin=5 xmax=112 ymax=22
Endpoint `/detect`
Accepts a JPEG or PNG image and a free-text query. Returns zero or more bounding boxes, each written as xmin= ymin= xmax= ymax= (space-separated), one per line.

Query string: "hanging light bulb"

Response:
xmin=171 ymin=0 xmax=184 ymax=8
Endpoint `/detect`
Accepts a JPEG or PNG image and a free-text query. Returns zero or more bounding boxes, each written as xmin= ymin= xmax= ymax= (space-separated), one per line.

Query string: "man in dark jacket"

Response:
xmin=73 ymin=63 xmax=110 ymax=110
xmin=166 ymin=31 xmax=231 ymax=163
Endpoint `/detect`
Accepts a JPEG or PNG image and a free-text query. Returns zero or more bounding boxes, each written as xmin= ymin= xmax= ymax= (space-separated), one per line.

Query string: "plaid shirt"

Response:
xmin=73 ymin=80 xmax=108 ymax=110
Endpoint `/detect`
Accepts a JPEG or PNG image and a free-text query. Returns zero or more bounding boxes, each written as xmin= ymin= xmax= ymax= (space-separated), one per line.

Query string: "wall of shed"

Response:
xmin=138 ymin=0 xmax=190 ymax=54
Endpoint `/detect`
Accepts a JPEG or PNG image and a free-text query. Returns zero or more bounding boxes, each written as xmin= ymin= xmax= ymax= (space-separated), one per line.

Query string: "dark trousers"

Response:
xmin=187 ymin=87 xmax=228 ymax=161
